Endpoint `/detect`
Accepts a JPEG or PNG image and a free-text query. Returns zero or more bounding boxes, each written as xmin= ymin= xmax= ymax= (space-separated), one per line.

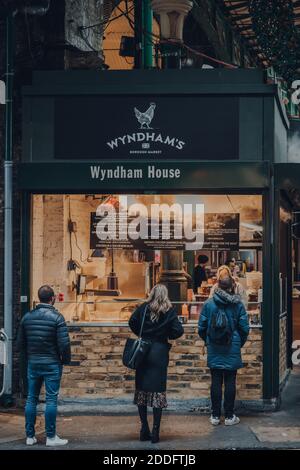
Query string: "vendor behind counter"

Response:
xmin=193 ymin=255 xmax=209 ymax=294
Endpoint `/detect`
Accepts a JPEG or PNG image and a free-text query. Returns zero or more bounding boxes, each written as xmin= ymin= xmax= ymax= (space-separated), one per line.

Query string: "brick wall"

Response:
xmin=31 ymin=195 xmax=66 ymax=303
xmin=279 ymin=316 xmax=288 ymax=383
xmin=61 ymin=325 xmax=263 ymax=400
xmin=31 ymin=195 xmax=44 ymax=301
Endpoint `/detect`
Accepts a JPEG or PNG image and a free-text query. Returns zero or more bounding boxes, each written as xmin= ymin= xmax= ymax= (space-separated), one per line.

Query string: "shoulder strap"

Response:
xmin=138 ymin=304 xmax=148 ymax=338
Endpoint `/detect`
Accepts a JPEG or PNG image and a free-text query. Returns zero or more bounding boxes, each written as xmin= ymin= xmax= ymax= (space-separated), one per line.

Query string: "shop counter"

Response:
xmin=60 ymin=322 xmax=263 ymax=402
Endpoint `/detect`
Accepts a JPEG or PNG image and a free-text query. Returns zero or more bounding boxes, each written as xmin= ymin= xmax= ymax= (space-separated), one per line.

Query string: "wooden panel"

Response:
xmin=293 ymin=298 xmax=300 ymax=340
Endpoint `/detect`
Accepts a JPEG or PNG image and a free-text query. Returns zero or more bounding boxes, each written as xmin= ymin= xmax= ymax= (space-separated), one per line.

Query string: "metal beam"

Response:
xmin=231 ymin=13 xmax=251 ymax=21
xmin=226 ymin=2 xmax=248 ymax=12
xmin=235 ymin=25 xmax=253 ymax=32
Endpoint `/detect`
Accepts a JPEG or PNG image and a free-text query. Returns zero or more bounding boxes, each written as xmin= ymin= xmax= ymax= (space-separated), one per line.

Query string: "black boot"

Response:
xmin=151 ymin=408 xmax=162 ymax=443
xmin=138 ymin=405 xmax=151 ymax=441
xmin=140 ymin=426 xmax=151 ymax=442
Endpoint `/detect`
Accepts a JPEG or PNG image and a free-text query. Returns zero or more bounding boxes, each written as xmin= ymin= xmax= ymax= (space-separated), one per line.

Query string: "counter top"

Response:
xmin=67 ymin=321 xmax=262 ymax=329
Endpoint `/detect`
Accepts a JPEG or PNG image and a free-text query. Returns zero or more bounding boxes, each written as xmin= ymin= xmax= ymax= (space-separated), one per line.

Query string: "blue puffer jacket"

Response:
xmin=17 ymin=304 xmax=71 ymax=365
xmin=198 ymin=289 xmax=249 ymax=370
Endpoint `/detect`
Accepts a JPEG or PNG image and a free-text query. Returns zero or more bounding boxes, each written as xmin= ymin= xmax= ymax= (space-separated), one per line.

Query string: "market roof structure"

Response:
xmin=221 ymin=0 xmax=300 ymax=82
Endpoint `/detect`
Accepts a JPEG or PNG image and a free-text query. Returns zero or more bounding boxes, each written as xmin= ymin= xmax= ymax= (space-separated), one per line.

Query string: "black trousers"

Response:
xmin=210 ymin=369 xmax=237 ymax=419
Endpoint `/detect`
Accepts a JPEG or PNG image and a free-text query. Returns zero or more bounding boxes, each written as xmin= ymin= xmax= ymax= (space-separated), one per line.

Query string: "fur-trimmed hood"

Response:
xmin=213 ymin=288 xmax=241 ymax=306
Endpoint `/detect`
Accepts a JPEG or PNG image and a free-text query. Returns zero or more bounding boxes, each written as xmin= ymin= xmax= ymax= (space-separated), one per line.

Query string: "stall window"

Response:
xmin=30 ymin=194 xmax=263 ymax=325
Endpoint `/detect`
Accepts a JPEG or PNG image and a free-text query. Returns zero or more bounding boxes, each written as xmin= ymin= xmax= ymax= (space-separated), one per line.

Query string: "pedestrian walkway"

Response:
xmin=0 ymin=369 xmax=299 ymax=450
xmin=0 ymin=412 xmax=43 ymax=445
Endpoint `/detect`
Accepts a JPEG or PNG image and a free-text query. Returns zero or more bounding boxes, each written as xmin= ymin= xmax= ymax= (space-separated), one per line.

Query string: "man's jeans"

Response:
xmin=25 ymin=363 xmax=62 ymax=438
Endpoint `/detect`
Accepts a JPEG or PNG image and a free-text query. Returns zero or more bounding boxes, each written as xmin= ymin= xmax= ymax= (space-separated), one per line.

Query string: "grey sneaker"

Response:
xmin=26 ymin=436 xmax=37 ymax=446
xmin=46 ymin=435 xmax=68 ymax=446
xmin=209 ymin=415 xmax=220 ymax=426
xmin=224 ymin=415 xmax=240 ymax=426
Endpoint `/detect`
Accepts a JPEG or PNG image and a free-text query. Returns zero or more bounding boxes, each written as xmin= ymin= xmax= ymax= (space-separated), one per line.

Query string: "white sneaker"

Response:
xmin=26 ymin=436 xmax=37 ymax=446
xmin=209 ymin=415 xmax=220 ymax=426
xmin=46 ymin=435 xmax=68 ymax=446
xmin=224 ymin=415 xmax=240 ymax=426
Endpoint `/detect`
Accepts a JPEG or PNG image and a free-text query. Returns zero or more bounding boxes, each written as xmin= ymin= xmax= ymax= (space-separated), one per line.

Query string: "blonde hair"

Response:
xmin=146 ymin=284 xmax=172 ymax=322
xmin=217 ymin=265 xmax=234 ymax=280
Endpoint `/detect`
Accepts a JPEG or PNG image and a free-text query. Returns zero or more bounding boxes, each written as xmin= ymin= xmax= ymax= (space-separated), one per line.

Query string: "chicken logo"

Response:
xmin=106 ymin=101 xmax=186 ymax=153
xmin=134 ymin=102 xmax=156 ymax=129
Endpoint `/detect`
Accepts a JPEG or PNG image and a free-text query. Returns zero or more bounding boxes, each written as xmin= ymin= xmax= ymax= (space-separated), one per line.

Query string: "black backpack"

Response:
xmin=207 ymin=301 xmax=237 ymax=345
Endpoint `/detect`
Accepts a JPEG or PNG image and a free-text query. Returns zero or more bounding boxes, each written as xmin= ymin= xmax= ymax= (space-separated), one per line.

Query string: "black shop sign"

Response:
xmin=54 ymin=96 xmax=239 ymax=160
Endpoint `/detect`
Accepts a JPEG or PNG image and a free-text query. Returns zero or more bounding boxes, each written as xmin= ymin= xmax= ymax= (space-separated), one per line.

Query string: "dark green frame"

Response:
xmin=19 ymin=191 xmax=31 ymax=395
xmin=19 ymin=69 xmax=292 ymax=402
xmin=18 ymin=160 xmax=281 ymax=401
xmin=18 ymin=161 xmax=271 ymax=192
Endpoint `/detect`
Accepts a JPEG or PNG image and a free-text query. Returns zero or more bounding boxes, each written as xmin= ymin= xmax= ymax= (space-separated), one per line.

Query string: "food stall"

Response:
xmin=19 ymin=69 xmax=291 ymax=408
xmin=26 ymin=192 xmax=264 ymax=402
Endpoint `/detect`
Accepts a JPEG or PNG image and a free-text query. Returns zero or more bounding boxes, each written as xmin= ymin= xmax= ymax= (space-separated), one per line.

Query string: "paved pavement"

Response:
xmin=0 ymin=369 xmax=300 ymax=450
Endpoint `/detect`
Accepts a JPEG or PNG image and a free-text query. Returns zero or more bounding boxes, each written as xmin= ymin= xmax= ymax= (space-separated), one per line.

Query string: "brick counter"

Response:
xmin=61 ymin=325 xmax=263 ymax=401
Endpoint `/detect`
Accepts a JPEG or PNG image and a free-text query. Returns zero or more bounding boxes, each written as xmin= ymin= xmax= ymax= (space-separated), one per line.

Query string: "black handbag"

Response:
xmin=123 ymin=305 xmax=152 ymax=370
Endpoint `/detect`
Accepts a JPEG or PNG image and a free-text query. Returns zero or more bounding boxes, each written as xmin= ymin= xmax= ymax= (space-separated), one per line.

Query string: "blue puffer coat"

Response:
xmin=17 ymin=304 xmax=71 ymax=365
xmin=198 ymin=289 xmax=250 ymax=370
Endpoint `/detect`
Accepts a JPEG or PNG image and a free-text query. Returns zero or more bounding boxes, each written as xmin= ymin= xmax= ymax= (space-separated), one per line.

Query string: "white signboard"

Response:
xmin=0 ymin=80 xmax=5 ymax=105
xmin=0 ymin=340 xmax=6 ymax=365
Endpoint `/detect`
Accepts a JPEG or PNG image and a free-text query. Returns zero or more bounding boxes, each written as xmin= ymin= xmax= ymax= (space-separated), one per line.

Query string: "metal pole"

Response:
xmin=143 ymin=0 xmax=153 ymax=68
xmin=134 ymin=0 xmax=143 ymax=69
xmin=2 ymin=11 xmax=14 ymax=404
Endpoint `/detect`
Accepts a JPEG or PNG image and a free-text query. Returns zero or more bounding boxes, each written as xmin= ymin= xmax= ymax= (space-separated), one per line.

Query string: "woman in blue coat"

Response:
xmin=198 ymin=276 xmax=249 ymax=426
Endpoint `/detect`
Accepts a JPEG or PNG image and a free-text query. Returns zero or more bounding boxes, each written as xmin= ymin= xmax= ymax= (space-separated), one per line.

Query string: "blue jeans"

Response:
xmin=25 ymin=363 xmax=62 ymax=438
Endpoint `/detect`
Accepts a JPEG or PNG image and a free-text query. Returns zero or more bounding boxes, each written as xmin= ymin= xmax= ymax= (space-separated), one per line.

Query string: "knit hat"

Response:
xmin=218 ymin=276 xmax=233 ymax=292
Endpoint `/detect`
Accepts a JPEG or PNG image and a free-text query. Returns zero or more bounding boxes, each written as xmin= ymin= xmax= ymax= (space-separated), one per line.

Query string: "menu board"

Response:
xmin=90 ymin=212 xmax=239 ymax=251
xmin=90 ymin=212 xmax=203 ymax=251
xmin=203 ymin=213 xmax=240 ymax=250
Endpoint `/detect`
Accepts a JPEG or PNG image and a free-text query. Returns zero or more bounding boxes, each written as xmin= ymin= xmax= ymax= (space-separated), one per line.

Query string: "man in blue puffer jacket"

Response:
xmin=17 ymin=285 xmax=71 ymax=446
xmin=198 ymin=276 xmax=249 ymax=426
